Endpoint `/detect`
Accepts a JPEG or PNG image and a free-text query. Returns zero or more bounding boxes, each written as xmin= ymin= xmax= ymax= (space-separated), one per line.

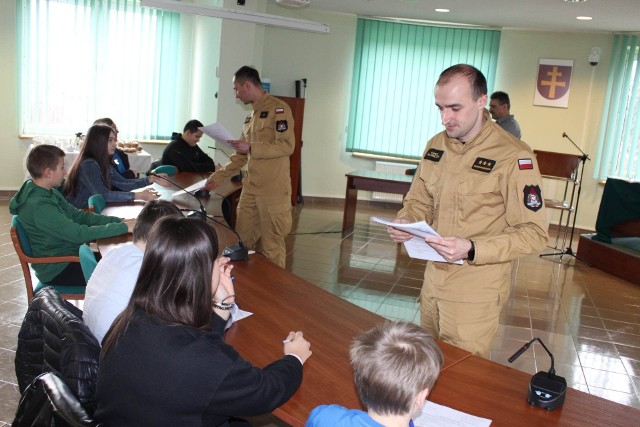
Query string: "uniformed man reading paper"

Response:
xmin=206 ymin=66 xmax=294 ymax=268
xmin=387 ymin=64 xmax=548 ymax=357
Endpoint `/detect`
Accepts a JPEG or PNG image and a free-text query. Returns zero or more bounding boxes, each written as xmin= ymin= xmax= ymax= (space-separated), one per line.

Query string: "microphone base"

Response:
xmin=222 ymin=242 xmax=249 ymax=261
xmin=527 ymin=371 xmax=566 ymax=411
xmin=187 ymin=210 xmax=207 ymax=221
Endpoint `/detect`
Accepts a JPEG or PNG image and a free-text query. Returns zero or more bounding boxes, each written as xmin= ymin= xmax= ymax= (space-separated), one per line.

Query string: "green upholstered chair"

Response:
xmin=79 ymin=245 xmax=98 ymax=282
xmin=87 ymin=194 xmax=106 ymax=214
xmin=10 ymin=216 xmax=85 ymax=303
xmin=152 ymin=164 xmax=178 ymax=176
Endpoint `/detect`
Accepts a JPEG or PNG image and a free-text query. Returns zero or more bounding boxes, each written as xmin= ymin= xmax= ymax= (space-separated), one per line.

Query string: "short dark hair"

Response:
xmin=350 ymin=321 xmax=443 ymax=416
xmin=102 ymin=217 xmax=220 ymax=354
xmin=490 ymin=91 xmax=511 ymax=109
xmin=26 ymin=144 xmax=65 ymax=178
xmin=234 ymin=65 xmax=262 ymax=87
xmin=437 ymin=64 xmax=487 ymax=101
xmin=132 ymin=200 xmax=183 ymax=243
xmin=183 ymin=119 xmax=204 ymax=134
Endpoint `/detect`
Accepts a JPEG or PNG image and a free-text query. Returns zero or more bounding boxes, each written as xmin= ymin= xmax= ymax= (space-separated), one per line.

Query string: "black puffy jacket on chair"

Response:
xmin=15 ymin=287 xmax=100 ymax=415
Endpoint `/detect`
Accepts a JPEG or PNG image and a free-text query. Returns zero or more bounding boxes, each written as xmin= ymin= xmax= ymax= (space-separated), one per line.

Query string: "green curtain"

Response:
xmin=17 ymin=0 xmax=180 ymax=139
xmin=594 ymin=34 xmax=640 ymax=181
xmin=346 ymin=19 xmax=501 ymax=159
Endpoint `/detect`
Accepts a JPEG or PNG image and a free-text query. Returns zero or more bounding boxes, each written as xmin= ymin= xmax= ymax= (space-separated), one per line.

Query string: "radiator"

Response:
xmin=371 ymin=161 xmax=408 ymax=202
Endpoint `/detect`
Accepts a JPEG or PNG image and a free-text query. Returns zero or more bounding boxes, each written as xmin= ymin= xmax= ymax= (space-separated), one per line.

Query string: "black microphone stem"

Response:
xmin=149 ymin=172 xmax=207 ymax=220
xmin=562 ymin=132 xmax=591 ymax=161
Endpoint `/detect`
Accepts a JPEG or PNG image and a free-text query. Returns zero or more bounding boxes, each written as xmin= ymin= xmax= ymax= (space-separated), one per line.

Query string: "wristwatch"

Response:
xmin=467 ymin=240 xmax=475 ymax=261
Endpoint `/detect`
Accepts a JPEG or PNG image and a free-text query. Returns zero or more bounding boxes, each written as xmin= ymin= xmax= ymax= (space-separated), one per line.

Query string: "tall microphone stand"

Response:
xmin=557 ymin=133 xmax=590 ymax=258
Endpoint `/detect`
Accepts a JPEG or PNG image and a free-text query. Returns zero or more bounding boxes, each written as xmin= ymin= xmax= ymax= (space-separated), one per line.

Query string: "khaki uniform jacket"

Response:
xmin=398 ymin=111 xmax=548 ymax=303
xmin=209 ymin=94 xmax=295 ymax=196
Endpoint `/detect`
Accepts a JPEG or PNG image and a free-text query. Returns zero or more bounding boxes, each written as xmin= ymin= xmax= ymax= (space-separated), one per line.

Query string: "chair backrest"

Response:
xmin=79 ymin=245 xmax=98 ymax=282
xmin=15 ymin=287 xmax=101 ymax=414
xmin=153 ymin=164 xmax=178 ymax=176
xmin=12 ymin=216 xmax=34 ymax=257
xmin=533 ymin=150 xmax=581 ymax=179
xmin=87 ymin=194 xmax=106 ymax=214
xmin=12 ymin=372 xmax=101 ymax=427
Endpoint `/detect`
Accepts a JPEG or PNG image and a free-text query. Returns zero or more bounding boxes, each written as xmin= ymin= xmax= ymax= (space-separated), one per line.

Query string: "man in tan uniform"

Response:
xmin=387 ymin=64 xmax=548 ymax=357
xmin=205 ymin=66 xmax=294 ymax=267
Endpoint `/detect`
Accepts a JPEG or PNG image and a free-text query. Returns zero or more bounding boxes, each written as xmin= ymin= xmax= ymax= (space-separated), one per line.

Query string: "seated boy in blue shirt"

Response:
xmin=9 ymin=144 xmax=132 ymax=286
xmin=306 ymin=321 xmax=443 ymax=427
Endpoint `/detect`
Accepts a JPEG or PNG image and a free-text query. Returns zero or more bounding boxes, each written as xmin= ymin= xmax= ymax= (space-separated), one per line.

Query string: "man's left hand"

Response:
xmin=228 ymin=140 xmax=250 ymax=154
xmin=424 ymin=236 xmax=473 ymax=263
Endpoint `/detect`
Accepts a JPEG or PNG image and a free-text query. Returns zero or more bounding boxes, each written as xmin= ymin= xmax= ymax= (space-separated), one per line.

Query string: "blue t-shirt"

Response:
xmin=306 ymin=405 xmax=384 ymax=427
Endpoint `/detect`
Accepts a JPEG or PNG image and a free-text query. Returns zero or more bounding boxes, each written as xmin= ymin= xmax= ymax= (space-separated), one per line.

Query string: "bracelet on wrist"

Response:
xmin=212 ymin=301 xmax=236 ymax=311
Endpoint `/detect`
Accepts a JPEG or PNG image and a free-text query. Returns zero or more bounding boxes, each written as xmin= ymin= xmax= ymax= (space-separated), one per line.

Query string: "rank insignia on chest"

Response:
xmin=244 ymin=116 xmax=251 ymax=124
xmin=424 ymin=148 xmax=444 ymax=162
xmin=523 ymin=185 xmax=543 ymax=212
xmin=275 ymin=108 xmax=285 ymax=114
xmin=471 ymin=157 xmax=496 ymax=173
xmin=259 ymin=111 xmax=269 ymax=119
xmin=276 ymin=120 xmax=288 ymax=133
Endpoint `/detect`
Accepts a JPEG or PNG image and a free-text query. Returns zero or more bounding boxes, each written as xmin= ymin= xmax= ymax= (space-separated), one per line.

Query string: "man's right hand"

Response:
xmin=204 ymin=179 xmax=217 ymax=190
xmin=387 ymin=218 xmax=413 ymax=243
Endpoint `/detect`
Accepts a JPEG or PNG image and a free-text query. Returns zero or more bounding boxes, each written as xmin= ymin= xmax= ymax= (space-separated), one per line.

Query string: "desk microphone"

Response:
xmin=148 ymin=172 xmax=207 ymax=220
xmin=208 ymin=146 xmax=243 ymax=182
xmin=150 ymin=172 xmax=249 ymax=261
xmin=508 ymin=338 xmax=566 ymax=411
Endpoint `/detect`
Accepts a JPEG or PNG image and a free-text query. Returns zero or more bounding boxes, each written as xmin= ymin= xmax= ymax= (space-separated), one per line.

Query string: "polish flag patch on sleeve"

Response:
xmin=518 ymin=158 xmax=533 ymax=170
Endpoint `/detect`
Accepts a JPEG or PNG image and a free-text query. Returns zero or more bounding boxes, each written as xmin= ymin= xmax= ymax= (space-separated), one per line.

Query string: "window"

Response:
xmin=17 ymin=0 xmax=181 ymax=140
xmin=594 ymin=34 xmax=640 ymax=181
xmin=346 ymin=19 xmax=501 ymax=159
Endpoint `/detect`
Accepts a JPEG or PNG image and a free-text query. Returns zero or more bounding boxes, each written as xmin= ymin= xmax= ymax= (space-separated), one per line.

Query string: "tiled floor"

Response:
xmin=1 ymin=198 xmax=639 ymax=425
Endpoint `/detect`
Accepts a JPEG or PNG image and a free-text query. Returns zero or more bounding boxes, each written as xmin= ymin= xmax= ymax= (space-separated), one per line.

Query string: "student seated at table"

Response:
xmin=306 ymin=321 xmax=443 ymax=427
xmin=93 ymin=117 xmax=136 ymax=179
xmin=64 ymin=124 xmax=169 ymax=209
xmin=83 ymin=200 xmax=183 ymax=343
xmin=9 ymin=144 xmax=133 ymax=286
xmin=161 ymin=119 xmax=215 ymax=173
xmin=95 ymin=217 xmax=312 ymax=426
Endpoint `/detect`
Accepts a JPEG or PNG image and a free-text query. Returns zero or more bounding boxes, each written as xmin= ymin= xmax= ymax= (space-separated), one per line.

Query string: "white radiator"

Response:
xmin=372 ymin=161 xmax=408 ymax=202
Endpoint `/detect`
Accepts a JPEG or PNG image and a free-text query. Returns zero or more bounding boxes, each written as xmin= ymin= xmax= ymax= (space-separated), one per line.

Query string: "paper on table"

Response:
xmin=172 ymin=179 xmax=209 ymax=197
xmin=225 ymin=305 xmax=253 ymax=330
xmin=372 ymin=217 xmax=463 ymax=265
xmin=413 ymin=401 xmax=492 ymax=426
xmin=199 ymin=123 xmax=235 ymax=150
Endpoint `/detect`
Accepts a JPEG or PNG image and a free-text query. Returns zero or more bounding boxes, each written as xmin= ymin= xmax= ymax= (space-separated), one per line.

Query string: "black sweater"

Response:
xmin=161 ymin=136 xmax=215 ymax=173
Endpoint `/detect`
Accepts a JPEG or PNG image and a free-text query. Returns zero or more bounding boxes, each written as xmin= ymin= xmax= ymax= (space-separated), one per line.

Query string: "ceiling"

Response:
xmin=284 ymin=0 xmax=640 ymax=33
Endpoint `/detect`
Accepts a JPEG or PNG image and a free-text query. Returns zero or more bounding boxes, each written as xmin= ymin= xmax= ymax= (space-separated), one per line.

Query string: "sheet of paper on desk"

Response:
xmin=371 ymin=217 xmax=463 ymax=265
xmin=172 ymin=179 xmax=209 ymax=196
xmin=414 ymin=401 xmax=491 ymax=426
xmin=199 ymin=123 xmax=235 ymax=150
xmin=226 ymin=305 xmax=253 ymax=330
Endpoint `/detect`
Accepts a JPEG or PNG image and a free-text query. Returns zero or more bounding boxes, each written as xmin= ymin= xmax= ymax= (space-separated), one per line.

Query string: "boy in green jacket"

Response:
xmin=9 ymin=144 xmax=133 ymax=286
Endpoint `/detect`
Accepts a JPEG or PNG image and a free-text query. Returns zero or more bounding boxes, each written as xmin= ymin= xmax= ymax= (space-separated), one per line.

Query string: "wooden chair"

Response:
xmin=79 ymin=244 xmax=98 ymax=282
xmin=10 ymin=216 xmax=85 ymax=303
xmin=87 ymin=194 xmax=106 ymax=214
xmin=533 ymin=150 xmax=582 ymax=259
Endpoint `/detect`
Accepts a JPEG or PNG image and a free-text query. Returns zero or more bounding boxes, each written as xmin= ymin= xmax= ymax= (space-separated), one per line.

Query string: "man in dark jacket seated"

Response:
xmin=161 ymin=119 xmax=215 ymax=173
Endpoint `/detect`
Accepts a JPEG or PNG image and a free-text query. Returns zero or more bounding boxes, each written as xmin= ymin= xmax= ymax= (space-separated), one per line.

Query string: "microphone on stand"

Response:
xmin=149 ymin=172 xmax=249 ymax=261
xmin=508 ymin=337 xmax=566 ymax=410
xmin=148 ymin=172 xmax=207 ymax=220
xmin=562 ymin=132 xmax=591 ymax=161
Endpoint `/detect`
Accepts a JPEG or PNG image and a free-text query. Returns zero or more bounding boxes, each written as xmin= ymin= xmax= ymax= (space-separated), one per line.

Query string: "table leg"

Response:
xmin=342 ymin=177 xmax=358 ymax=235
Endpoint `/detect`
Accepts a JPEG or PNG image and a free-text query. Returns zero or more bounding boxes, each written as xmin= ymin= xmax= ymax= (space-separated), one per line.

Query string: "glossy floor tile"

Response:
xmin=1 ymin=198 xmax=640 ymax=425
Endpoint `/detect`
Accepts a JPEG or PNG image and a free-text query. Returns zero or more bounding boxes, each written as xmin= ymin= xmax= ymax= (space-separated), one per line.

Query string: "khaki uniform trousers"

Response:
xmin=235 ymin=192 xmax=292 ymax=268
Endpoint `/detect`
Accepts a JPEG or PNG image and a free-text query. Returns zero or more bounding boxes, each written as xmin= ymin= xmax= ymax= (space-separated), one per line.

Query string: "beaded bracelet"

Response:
xmin=212 ymin=301 xmax=236 ymax=311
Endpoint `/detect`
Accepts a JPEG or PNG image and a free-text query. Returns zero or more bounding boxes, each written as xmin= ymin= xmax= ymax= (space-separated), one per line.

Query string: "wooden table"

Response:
xmin=342 ymin=170 xmax=413 ymax=234
xmin=430 ymin=355 xmax=640 ymax=426
xmin=225 ymin=255 xmax=471 ymax=427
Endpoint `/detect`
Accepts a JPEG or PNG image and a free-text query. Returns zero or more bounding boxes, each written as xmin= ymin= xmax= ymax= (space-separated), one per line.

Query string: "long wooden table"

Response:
xmin=342 ymin=170 xmax=413 ymax=234
xmin=99 ymin=173 xmax=640 ymax=427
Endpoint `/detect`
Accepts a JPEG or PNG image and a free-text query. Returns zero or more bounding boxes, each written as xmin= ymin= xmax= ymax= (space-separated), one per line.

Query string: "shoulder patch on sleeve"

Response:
xmin=276 ymin=120 xmax=288 ymax=133
xmin=523 ymin=185 xmax=543 ymax=211
xmin=518 ymin=158 xmax=533 ymax=170
xmin=424 ymin=148 xmax=444 ymax=162
xmin=471 ymin=157 xmax=496 ymax=173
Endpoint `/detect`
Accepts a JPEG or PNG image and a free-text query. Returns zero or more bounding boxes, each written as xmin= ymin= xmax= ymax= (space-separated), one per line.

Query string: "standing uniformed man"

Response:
xmin=387 ymin=64 xmax=548 ymax=357
xmin=205 ymin=66 xmax=294 ymax=268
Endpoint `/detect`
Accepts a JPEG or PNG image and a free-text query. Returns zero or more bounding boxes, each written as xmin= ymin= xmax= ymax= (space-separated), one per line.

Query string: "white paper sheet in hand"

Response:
xmin=372 ymin=217 xmax=463 ymax=264
xmin=199 ymin=123 xmax=235 ymax=150
xmin=413 ymin=401 xmax=492 ymax=427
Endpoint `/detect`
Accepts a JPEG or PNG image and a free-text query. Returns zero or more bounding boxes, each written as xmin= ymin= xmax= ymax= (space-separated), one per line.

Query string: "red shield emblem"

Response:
xmin=536 ymin=65 xmax=572 ymax=100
